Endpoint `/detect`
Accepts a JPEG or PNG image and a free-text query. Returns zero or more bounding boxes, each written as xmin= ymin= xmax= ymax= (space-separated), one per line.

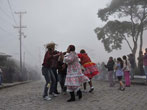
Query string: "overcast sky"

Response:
xmin=0 ymin=0 xmax=147 ymax=68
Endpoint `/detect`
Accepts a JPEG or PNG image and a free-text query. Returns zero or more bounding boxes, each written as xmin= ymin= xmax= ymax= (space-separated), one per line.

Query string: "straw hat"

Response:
xmin=46 ymin=42 xmax=57 ymax=49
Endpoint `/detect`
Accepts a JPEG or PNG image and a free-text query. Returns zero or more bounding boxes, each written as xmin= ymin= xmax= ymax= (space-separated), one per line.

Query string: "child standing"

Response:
xmin=115 ymin=57 xmax=125 ymax=91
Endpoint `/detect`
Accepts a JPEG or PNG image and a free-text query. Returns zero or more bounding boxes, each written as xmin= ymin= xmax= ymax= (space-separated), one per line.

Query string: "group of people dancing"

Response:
xmin=41 ymin=42 xmax=99 ymax=102
xmin=105 ymin=48 xmax=147 ymax=91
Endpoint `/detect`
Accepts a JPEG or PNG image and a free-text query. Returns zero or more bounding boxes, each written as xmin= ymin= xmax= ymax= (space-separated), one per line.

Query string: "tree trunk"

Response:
xmin=139 ymin=25 xmax=144 ymax=54
xmin=138 ymin=26 xmax=144 ymax=75
xmin=132 ymin=41 xmax=137 ymax=68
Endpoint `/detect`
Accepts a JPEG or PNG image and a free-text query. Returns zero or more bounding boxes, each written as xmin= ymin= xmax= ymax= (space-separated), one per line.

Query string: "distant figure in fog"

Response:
xmin=105 ymin=57 xmax=115 ymax=87
xmin=143 ymin=48 xmax=147 ymax=82
xmin=128 ymin=54 xmax=136 ymax=80
xmin=78 ymin=49 xmax=99 ymax=92
xmin=138 ymin=51 xmax=144 ymax=75
xmin=122 ymin=55 xmax=131 ymax=87
xmin=115 ymin=57 xmax=125 ymax=91
xmin=0 ymin=68 xmax=3 ymax=85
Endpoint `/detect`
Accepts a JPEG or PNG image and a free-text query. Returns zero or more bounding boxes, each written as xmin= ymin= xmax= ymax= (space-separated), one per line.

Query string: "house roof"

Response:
xmin=0 ymin=52 xmax=11 ymax=57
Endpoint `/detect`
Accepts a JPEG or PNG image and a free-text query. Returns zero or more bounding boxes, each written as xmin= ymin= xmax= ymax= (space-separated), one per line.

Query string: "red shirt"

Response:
xmin=78 ymin=53 xmax=91 ymax=65
xmin=42 ymin=51 xmax=53 ymax=68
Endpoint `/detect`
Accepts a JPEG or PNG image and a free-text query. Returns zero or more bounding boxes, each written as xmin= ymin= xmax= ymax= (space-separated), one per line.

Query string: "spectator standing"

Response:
xmin=0 ymin=68 xmax=3 ymax=85
xmin=143 ymin=48 xmax=147 ymax=82
xmin=138 ymin=51 xmax=145 ymax=75
xmin=105 ymin=57 xmax=115 ymax=87
xmin=128 ymin=54 xmax=136 ymax=80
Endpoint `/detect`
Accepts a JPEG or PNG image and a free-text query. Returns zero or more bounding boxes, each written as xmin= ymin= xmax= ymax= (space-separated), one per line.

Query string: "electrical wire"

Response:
xmin=0 ymin=25 xmax=16 ymax=37
xmin=0 ymin=4 xmax=12 ymax=19
xmin=0 ymin=15 xmax=14 ymax=25
xmin=0 ymin=26 xmax=11 ymax=34
xmin=7 ymin=0 xmax=17 ymax=25
xmin=0 ymin=1 xmax=18 ymax=38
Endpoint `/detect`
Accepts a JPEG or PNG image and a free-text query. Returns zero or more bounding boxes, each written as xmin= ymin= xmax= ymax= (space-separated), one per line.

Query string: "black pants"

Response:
xmin=58 ymin=74 xmax=67 ymax=92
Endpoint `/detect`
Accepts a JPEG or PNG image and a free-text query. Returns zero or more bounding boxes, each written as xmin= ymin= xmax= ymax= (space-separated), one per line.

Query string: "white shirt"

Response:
xmin=123 ymin=60 xmax=131 ymax=71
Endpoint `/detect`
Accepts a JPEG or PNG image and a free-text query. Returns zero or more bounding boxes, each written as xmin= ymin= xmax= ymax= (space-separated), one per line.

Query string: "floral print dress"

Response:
xmin=64 ymin=52 xmax=89 ymax=92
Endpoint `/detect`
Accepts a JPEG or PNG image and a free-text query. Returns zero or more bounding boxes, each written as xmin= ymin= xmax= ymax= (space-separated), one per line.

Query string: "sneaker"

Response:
xmin=89 ymin=87 xmax=94 ymax=93
xmin=52 ymin=93 xmax=58 ymax=97
xmin=43 ymin=96 xmax=51 ymax=101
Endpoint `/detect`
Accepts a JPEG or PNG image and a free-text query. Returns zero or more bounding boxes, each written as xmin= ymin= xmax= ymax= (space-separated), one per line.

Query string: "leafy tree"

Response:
xmin=95 ymin=0 xmax=147 ymax=62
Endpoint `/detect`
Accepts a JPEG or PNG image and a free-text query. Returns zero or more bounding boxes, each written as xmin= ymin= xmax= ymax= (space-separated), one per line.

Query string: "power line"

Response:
xmin=0 ymin=14 xmax=15 ymax=25
xmin=7 ymin=0 xmax=17 ymax=25
xmin=0 ymin=25 xmax=13 ymax=35
xmin=0 ymin=4 xmax=12 ymax=19
xmin=0 ymin=2 xmax=17 ymax=25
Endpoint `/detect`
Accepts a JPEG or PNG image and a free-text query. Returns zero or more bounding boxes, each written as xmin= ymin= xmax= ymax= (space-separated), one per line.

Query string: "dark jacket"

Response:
xmin=57 ymin=61 xmax=67 ymax=75
xmin=42 ymin=51 xmax=53 ymax=68
xmin=105 ymin=60 xmax=115 ymax=71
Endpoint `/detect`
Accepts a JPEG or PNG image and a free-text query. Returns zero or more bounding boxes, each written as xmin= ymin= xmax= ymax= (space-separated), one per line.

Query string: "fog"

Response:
xmin=0 ymin=0 xmax=147 ymax=69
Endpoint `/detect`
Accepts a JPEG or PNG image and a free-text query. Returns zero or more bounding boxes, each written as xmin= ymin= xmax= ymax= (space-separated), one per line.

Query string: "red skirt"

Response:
xmin=83 ymin=62 xmax=99 ymax=79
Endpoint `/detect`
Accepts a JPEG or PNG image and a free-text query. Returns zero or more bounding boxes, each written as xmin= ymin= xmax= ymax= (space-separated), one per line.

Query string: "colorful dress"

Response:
xmin=64 ymin=52 xmax=89 ymax=92
xmin=78 ymin=53 xmax=99 ymax=79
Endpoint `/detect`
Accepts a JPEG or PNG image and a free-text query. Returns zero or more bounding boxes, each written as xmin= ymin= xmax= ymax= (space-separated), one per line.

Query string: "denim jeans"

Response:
xmin=52 ymin=68 xmax=59 ymax=93
xmin=42 ymin=67 xmax=56 ymax=97
xmin=144 ymin=66 xmax=147 ymax=81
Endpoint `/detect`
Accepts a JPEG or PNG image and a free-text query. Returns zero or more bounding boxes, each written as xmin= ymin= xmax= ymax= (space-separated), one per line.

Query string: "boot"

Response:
xmin=67 ymin=92 xmax=75 ymax=102
xmin=77 ymin=89 xmax=82 ymax=99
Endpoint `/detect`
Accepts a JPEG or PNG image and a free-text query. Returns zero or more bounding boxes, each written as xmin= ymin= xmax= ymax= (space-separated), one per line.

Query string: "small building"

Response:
xmin=0 ymin=52 xmax=11 ymax=67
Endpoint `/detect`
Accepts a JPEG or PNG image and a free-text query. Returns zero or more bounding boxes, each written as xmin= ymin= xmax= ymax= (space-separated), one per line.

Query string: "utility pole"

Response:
xmin=14 ymin=11 xmax=27 ymax=73
xmin=23 ymin=52 xmax=25 ymax=69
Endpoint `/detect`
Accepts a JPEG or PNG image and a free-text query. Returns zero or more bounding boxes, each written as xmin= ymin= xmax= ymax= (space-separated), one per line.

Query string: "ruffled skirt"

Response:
xmin=83 ymin=62 xmax=99 ymax=79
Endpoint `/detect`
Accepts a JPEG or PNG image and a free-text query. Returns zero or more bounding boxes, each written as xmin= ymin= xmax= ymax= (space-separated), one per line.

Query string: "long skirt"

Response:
xmin=65 ymin=74 xmax=89 ymax=92
xmin=124 ymin=71 xmax=131 ymax=86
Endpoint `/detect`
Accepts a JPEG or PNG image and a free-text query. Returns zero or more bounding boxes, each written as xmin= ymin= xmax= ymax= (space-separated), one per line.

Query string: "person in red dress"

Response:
xmin=78 ymin=49 xmax=99 ymax=92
